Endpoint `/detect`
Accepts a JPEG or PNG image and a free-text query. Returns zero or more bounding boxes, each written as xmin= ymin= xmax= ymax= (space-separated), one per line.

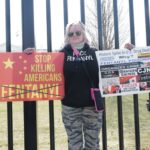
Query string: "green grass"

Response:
xmin=0 ymin=94 xmax=150 ymax=150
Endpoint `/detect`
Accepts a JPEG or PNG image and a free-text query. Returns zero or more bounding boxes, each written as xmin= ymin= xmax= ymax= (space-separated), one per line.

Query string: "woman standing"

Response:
xmin=61 ymin=21 xmax=103 ymax=150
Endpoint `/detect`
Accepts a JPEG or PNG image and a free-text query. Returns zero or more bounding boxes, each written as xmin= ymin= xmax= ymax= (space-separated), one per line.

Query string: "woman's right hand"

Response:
xmin=24 ymin=48 xmax=35 ymax=55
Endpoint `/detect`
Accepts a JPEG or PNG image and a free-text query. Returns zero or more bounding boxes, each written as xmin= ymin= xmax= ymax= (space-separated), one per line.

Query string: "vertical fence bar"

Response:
xmin=144 ymin=1 xmax=150 ymax=149
xmin=97 ymin=0 xmax=107 ymax=149
xmin=117 ymin=99 xmax=124 ymax=150
xmin=6 ymin=0 xmax=11 ymax=52
xmin=113 ymin=0 xmax=124 ymax=149
xmin=129 ymin=0 xmax=135 ymax=45
xmin=80 ymin=0 xmax=85 ymax=24
xmin=129 ymin=1 xmax=141 ymax=150
xmin=21 ymin=0 xmax=37 ymax=150
xmin=46 ymin=0 xmax=52 ymax=52
xmin=113 ymin=0 xmax=119 ymax=48
xmin=97 ymin=0 xmax=103 ymax=51
xmin=145 ymin=0 xmax=150 ymax=45
xmin=46 ymin=0 xmax=55 ymax=150
xmin=62 ymin=0 xmax=68 ymax=149
xmin=133 ymin=94 xmax=140 ymax=150
xmin=63 ymin=0 xmax=68 ymax=31
xmin=102 ymin=100 xmax=107 ymax=150
xmin=5 ymin=0 xmax=13 ymax=149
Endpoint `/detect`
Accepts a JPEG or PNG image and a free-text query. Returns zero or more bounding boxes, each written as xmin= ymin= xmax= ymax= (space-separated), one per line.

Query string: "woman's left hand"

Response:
xmin=124 ymin=43 xmax=135 ymax=50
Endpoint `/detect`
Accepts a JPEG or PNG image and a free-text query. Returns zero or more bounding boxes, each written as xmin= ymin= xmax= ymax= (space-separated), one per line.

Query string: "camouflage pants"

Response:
xmin=62 ymin=105 xmax=103 ymax=150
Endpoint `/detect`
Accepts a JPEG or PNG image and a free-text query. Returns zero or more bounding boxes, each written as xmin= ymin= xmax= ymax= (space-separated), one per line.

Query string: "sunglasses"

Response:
xmin=68 ymin=31 xmax=82 ymax=37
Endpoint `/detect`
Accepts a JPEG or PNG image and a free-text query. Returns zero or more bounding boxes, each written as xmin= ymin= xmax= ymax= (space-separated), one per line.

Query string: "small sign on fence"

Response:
xmin=0 ymin=52 xmax=64 ymax=101
xmin=96 ymin=47 xmax=150 ymax=97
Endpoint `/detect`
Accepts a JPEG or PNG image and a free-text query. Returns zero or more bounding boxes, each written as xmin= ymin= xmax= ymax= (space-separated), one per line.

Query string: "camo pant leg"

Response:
xmin=62 ymin=105 xmax=83 ymax=150
xmin=82 ymin=107 xmax=103 ymax=150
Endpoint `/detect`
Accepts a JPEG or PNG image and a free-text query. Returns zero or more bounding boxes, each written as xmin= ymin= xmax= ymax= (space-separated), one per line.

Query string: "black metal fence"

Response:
xmin=1 ymin=0 xmax=150 ymax=150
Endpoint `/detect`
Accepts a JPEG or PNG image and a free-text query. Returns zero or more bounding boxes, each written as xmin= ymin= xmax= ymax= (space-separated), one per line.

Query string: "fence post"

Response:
xmin=45 ymin=0 xmax=56 ymax=149
xmin=144 ymin=0 xmax=150 ymax=113
xmin=6 ymin=0 xmax=13 ymax=149
xmin=80 ymin=0 xmax=85 ymax=24
xmin=96 ymin=1 xmax=108 ymax=149
xmin=63 ymin=0 xmax=68 ymax=31
xmin=21 ymin=0 xmax=37 ymax=150
xmin=145 ymin=0 xmax=150 ymax=45
xmin=129 ymin=1 xmax=141 ymax=150
xmin=113 ymin=0 xmax=125 ymax=149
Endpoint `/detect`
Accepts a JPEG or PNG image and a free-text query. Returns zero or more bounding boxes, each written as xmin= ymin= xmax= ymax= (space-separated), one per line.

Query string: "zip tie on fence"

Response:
xmin=0 ymin=84 xmax=63 ymax=98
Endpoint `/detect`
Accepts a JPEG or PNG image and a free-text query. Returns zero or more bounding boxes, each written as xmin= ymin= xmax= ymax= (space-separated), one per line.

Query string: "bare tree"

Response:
xmin=86 ymin=0 xmax=129 ymax=50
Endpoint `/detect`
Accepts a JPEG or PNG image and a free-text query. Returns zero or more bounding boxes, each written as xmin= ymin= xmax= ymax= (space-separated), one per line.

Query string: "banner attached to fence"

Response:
xmin=0 ymin=52 xmax=64 ymax=101
xmin=96 ymin=46 xmax=150 ymax=97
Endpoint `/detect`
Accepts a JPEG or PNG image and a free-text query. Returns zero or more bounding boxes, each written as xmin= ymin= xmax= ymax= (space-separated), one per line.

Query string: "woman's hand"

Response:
xmin=124 ymin=43 xmax=135 ymax=50
xmin=24 ymin=48 xmax=35 ymax=55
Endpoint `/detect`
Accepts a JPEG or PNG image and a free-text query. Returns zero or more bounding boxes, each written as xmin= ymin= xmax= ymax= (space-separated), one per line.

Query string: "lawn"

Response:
xmin=0 ymin=93 xmax=150 ymax=150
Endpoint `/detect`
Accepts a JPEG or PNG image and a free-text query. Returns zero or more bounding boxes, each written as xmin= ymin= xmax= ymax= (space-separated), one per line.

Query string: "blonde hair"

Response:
xmin=64 ymin=21 xmax=89 ymax=45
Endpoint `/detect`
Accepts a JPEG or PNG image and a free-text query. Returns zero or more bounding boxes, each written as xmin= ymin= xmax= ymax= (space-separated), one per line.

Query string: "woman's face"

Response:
xmin=68 ymin=25 xmax=84 ymax=45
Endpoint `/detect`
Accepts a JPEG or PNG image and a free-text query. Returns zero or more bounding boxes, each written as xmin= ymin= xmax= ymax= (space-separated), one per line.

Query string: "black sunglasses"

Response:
xmin=68 ymin=31 xmax=82 ymax=37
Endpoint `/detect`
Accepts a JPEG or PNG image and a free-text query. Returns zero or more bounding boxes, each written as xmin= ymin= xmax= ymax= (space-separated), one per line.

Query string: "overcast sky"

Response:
xmin=0 ymin=0 xmax=148 ymax=51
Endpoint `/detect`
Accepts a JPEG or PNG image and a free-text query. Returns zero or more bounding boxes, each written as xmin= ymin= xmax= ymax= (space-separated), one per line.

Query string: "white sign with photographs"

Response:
xmin=96 ymin=47 xmax=150 ymax=97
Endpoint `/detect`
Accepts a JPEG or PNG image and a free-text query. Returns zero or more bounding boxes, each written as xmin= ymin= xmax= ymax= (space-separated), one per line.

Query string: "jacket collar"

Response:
xmin=63 ymin=43 xmax=90 ymax=51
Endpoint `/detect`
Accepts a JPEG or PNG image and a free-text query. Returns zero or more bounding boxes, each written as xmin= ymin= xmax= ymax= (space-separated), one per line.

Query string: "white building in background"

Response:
xmin=0 ymin=43 xmax=21 ymax=52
